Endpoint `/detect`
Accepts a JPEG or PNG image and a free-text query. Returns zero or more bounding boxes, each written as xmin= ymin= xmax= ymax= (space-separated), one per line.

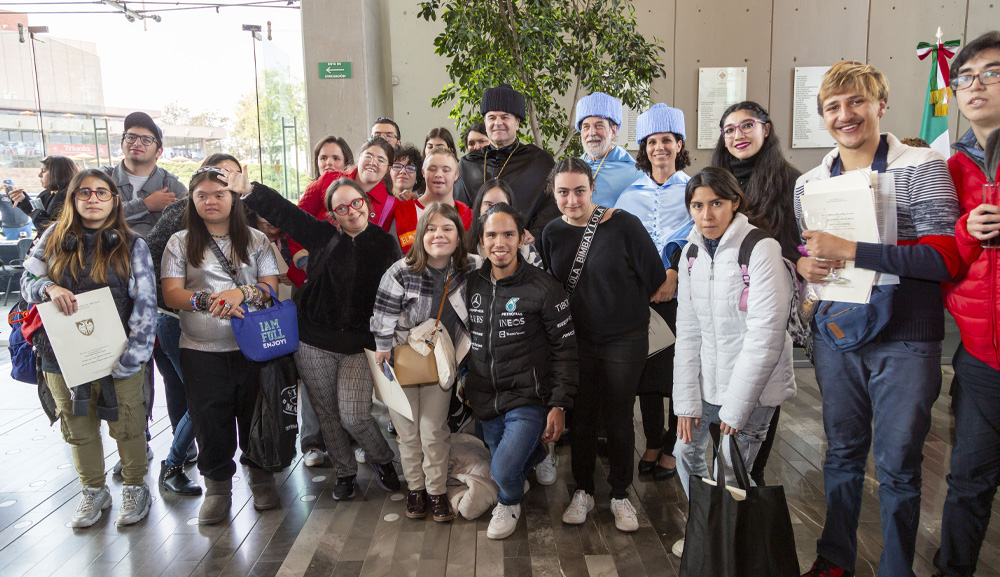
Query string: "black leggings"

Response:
xmin=638 ymin=393 xmax=677 ymax=454
xmin=637 ymin=299 xmax=678 ymax=455
xmin=571 ymin=334 xmax=647 ymax=499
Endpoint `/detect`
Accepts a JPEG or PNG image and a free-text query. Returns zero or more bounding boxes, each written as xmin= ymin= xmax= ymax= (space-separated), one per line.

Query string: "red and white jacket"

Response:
xmin=946 ymin=146 xmax=1000 ymax=369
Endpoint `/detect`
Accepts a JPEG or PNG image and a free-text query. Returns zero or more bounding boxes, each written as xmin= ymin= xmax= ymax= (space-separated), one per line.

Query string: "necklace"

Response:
xmin=484 ymin=141 xmax=521 ymax=183
xmin=590 ymin=150 xmax=610 ymax=182
xmin=210 ymin=232 xmax=229 ymax=239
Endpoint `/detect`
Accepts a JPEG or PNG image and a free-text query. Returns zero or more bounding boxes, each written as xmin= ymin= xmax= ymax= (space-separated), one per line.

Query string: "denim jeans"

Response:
xmin=934 ymin=344 xmax=1000 ymax=577
xmin=298 ymin=385 xmax=326 ymax=453
xmin=813 ymin=337 xmax=942 ymax=577
xmin=673 ymin=400 xmax=774 ymax=498
xmin=156 ymin=313 xmax=186 ymax=428
xmin=164 ymin=411 xmax=196 ymax=468
xmin=481 ymin=405 xmax=549 ymax=506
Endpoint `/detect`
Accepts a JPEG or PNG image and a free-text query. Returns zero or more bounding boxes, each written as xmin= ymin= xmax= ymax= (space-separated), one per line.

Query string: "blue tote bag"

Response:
xmin=230 ymin=284 xmax=299 ymax=361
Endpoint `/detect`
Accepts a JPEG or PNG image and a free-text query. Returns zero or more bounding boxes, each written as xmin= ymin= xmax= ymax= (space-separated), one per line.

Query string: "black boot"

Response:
xmin=159 ymin=460 xmax=203 ymax=496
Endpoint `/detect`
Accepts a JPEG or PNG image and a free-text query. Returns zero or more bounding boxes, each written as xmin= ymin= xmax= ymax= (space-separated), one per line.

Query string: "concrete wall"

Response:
xmin=0 ymin=32 xmax=104 ymax=115
xmin=302 ymin=0 xmax=999 ymax=174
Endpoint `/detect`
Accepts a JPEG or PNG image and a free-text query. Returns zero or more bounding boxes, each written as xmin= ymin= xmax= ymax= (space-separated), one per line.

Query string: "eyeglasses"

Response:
xmin=360 ymin=152 xmax=388 ymax=167
xmin=122 ymin=132 xmax=157 ymax=146
xmin=373 ymin=131 xmax=398 ymax=141
xmin=950 ymin=70 xmax=1000 ymax=90
xmin=390 ymin=163 xmax=417 ymax=174
xmin=722 ymin=119 xmax=766 ymax=139
xmin=73 ymin=187 xmax=115 ymax=202
xmin=332 ymin=197 xmax=366 ymax=215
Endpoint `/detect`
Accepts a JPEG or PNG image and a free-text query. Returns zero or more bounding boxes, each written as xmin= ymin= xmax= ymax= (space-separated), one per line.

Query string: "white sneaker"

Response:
xmin=70 ymin=486 xmax=111 ymax=528
xmin=116 ymin=484 xmax=151 ymax=527
xmin=671 ymin=538 xmax=684 ymax=557
xmin=535 ymin=454 xmax=556 ymax=486
xmin=561 ymin=490 xmax=594 ymax=525
xmin=486 ymin=503 xmax=520 ymax=540
xmin=610 ymin=497 xmax=638 ymax=532
xmin=303 ymin=448 xmax=324 ymax=467
xmin=354 ymin=446 xmax=366 ymax=463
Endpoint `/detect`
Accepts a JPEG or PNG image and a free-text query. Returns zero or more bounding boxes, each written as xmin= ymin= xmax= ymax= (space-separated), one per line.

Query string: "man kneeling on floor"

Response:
xmin=464 ymin=203 xmax=578 ymax=539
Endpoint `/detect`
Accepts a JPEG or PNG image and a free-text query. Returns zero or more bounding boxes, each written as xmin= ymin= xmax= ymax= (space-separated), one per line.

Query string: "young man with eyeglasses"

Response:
xmin=370 ymin=117 xmax=401 ymax=148
xmin=103 ymin=112 xmax=187 ymax=237
xmin=100 ymin=112 xmax=188 ymax=478
xmin=797 ymin=61 xmax=961 ymax=577
xmin=934 ymin=30 xmax=1000 ymax=577
xmin=455 ymin=84 xmax=558 ymax=240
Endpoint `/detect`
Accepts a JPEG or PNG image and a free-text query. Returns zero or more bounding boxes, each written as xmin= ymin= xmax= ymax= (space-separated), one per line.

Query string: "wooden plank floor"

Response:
xmin=0 ymin=362 xmax=997 ymax=577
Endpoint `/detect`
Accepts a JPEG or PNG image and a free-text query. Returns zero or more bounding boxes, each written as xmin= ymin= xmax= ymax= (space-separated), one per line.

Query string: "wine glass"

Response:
xmin=798 ymin=207 xmax=844 ymax=283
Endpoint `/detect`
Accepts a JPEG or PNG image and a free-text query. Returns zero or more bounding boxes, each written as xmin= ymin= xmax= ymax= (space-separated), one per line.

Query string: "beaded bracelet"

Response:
xmin=191 ymin=291 xmax=211 ymax=312
xmin=239 ymin=284 xmax=266 ymax=307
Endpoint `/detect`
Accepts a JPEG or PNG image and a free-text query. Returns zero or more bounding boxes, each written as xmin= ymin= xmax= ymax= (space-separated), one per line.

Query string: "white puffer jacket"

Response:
xmin=673 ymin=213 xmax=796 ymax=429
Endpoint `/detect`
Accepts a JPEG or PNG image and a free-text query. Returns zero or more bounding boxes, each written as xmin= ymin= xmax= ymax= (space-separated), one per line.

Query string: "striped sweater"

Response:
xmin=793 ymin=132 xmax=960 ymax=342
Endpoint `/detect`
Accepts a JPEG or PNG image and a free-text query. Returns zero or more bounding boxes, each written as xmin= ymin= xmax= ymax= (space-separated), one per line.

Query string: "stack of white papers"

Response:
xmin=801 ymin=171 xmax=882 ymax=304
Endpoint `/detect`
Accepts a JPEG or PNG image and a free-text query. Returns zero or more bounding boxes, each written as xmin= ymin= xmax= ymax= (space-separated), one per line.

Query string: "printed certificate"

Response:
xmin=37 ymin=287 xmax=128 ymax=387
xmin=801 ymin=178 xmax=881 ymax=303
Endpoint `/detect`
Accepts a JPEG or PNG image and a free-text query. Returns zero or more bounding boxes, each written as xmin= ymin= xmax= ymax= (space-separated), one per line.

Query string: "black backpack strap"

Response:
xmin=737 ymin=228 xmax=771 ymax=312
xmin=737 ymin=228 xmax=770 ymax=270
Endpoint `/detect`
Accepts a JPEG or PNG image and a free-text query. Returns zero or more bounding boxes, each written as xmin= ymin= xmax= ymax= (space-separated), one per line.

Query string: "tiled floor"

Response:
xmin=0 ymin=363 xmax=996 ymax=577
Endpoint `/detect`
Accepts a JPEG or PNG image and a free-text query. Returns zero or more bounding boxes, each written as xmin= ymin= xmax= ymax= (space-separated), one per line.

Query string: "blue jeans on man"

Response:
xmin=934 ymin=344 xmax=1000 ymax=576
xmin=481 ymin=405 xmax=549 ymax=506
xmin=813 ymin=337 xmax=942 ymax=577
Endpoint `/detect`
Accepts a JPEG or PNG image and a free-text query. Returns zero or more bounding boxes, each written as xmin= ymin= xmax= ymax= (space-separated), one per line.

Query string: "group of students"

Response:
xmin=15 ymin=29 xmax=1000 ymax=577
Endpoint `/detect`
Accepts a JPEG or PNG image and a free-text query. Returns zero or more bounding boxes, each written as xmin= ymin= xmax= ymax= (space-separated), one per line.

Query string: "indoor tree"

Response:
xmin=418 ymin=0 xmax=665 ymax=157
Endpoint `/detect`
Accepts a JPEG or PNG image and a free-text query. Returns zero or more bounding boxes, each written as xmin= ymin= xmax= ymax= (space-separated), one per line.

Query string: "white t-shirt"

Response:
xmin=126 ymin=172 xmax=150 ymax=194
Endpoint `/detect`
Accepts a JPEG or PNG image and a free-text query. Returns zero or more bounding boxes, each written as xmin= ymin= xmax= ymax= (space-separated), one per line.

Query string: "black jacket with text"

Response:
xmin=464 ymin=256 xmax=578 ymax=421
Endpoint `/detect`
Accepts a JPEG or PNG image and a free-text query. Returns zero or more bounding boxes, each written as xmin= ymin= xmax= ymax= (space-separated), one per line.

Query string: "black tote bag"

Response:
xmin=246 ymin=355 xmax=299 ymax=472
xmin=679 ymin=435 xmax=799 ymax=577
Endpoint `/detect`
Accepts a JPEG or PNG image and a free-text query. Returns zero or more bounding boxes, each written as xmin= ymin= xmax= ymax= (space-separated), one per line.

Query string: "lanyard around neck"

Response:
xmin=484 ymin=141 xmax=521 ymax=183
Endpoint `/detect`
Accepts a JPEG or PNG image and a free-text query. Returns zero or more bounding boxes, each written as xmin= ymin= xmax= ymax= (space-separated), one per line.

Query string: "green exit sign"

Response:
xmin=319 ymin=62 xmax=351 ymax=79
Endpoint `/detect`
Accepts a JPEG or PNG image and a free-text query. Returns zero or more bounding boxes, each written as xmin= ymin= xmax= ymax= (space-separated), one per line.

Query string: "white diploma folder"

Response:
xmin=37 ymin=286 xmax=128 ymax=388
xmin=648 ymin=307 xmax=675 ymax=357
xmin=364 ymin=349 xmax=414 ymax=422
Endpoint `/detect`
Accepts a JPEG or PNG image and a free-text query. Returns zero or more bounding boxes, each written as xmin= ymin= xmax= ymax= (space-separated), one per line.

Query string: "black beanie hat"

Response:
xmin=480 ymin=84 xmax=526 ymax=121
xmin=123 ymin=111 xmax=163 ymax=144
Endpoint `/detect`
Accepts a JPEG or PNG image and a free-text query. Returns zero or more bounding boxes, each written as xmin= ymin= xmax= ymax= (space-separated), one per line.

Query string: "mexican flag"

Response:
xmin=916 ymin=34 xmax=960 ymax=159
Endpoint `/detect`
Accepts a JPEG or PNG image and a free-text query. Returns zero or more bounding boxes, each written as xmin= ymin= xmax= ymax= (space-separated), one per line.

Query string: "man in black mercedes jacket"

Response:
xmin=465 ymin=203 xmax=577 ymax=540
xmin=455 ymin=84 xmax=559 ymax=240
